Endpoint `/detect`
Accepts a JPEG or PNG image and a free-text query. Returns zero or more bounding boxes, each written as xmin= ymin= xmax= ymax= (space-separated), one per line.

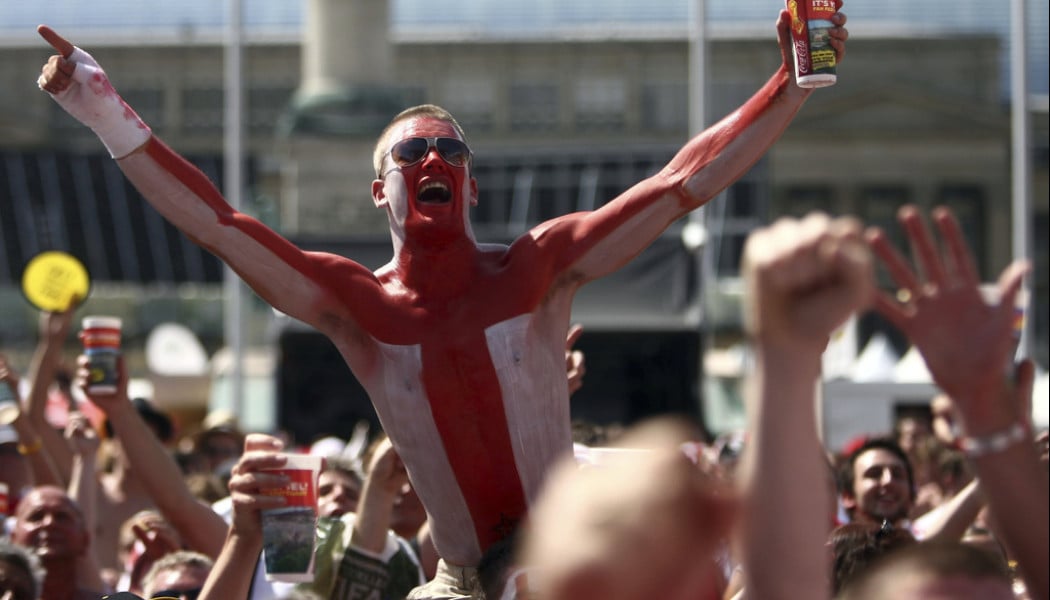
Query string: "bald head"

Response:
xmin=12 ymin=485 xmax=90 ymax=561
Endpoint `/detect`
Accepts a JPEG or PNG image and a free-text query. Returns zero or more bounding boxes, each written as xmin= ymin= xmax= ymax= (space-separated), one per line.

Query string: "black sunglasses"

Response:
xmin=384 ymin=136 xmax=472 ymax=175
xmin=150 ymin=587 xmax=202 ymax=600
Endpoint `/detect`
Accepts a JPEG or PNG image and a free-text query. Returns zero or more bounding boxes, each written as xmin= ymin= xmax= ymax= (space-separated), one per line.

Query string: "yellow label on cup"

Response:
xmin=21 ymin=251 xmax=90 ymax=311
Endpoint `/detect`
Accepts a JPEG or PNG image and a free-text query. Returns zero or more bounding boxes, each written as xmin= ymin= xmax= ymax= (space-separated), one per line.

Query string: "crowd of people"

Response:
xmin=1 ymin=2 xmax=1047 ymax=599
xmin=3 ymin=211 xmax=1046 ymax=600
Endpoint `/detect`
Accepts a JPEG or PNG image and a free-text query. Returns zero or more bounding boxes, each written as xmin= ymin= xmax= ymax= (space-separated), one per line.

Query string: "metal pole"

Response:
xmin=224 ymin=0 xmax=245 ymax=418
xmin=687 ymin=0 xmax=716 ymax=433
xmin=688 ymin=0 xmax=706 ymax=138
xmin=1010 ymin=0 xmax=1031 ymax=359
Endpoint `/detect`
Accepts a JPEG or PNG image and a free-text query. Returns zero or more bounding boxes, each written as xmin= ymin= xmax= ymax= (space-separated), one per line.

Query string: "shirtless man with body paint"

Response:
xmin=37 ymin=5 xmax=848 ymax=596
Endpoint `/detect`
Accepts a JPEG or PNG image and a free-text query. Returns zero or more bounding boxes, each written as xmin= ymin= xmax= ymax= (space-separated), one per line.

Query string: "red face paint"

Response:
xmin=379 ymin=118 xmax=474 ymax=248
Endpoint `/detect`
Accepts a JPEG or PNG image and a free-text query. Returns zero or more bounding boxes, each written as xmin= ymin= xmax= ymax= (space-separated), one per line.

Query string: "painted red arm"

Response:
xmin=526 ymin=67 xmax=808 ymax=284
xmin=118 ymin=138 xmax=396 ymax=354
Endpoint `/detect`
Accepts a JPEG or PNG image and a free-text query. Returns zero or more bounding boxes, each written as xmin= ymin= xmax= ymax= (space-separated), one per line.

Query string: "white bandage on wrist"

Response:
xmin=959 ymin=422 xmax=1029 ymax=458
xmin=41 ymin=46 xmax=152 ymax=158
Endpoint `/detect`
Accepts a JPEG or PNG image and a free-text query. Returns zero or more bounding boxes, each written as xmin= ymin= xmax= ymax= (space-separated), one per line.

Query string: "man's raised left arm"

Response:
xmin=546 ymin=4 xmax=848 ymax=283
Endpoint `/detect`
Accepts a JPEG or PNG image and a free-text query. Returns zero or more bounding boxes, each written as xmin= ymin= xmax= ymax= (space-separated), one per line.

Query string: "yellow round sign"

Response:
xmin=21 ymin=251 xmax=91 ymax=312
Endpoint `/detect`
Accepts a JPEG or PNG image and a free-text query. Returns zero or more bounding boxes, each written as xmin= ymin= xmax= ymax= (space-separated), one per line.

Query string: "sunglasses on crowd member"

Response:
xmin=384 ymin=136 xmax=472 ymax=175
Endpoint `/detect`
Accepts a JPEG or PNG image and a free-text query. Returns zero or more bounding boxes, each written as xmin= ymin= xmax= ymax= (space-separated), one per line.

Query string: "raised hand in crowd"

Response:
xmin=120 ymin=510 xmax=185 ymax=596
xmin=738 ymin=213 xmax=873 ymax=600
xmin=867 ymin=205 xmax=1047 ymax=600
xmin=867 ymin=205 xmax=1028 ymax=413
xmin=0 ymin=353 xmax=61 ymax=489
xmin=64 ymin=411 xmax=100 ymax=549
xmin=198 ymin=434 xmax=287 ymax=600
xmin=23 ymin=308 xmax=77 ymax=485
xmin=75 ymin=353 xmax=228 ymax=560
xmin=351 ymin=437 xmax=411 ymax=555
xmin=743 ymin=213 xmax=873 ymax=356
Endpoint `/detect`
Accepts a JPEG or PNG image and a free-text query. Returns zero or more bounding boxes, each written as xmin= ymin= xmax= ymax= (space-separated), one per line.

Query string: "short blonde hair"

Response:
xmin=373 ymin=104 xmax=467 ymax=178
xmin=142 ymin=550 xmax=214 ymax=597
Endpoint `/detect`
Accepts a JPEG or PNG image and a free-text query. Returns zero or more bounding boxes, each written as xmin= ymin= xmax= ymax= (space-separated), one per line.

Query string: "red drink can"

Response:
xmin=789 ymin=0 xmax=838 ymax=88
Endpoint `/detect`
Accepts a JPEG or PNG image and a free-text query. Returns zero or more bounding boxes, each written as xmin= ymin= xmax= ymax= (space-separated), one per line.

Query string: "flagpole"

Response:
xmin=224 ymin=0 xmax=246 ymax=417
xmin=1010 ymin=0 xmax=1031 ymax=359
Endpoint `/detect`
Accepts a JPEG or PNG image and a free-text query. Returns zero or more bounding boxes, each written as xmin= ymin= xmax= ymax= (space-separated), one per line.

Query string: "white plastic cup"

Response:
xmin=788 ymin=0 xmax=838 ymax=88
xmin=261 ymin=453 xmax=322 ymax=583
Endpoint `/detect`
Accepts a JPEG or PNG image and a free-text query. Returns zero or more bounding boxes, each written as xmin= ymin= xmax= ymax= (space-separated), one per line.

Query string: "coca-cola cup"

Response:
xmin=788 ymin=0 xmax=838 ymax=88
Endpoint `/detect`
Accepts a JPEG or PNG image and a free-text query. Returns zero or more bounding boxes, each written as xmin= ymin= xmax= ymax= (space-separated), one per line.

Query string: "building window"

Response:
xmin=859 ymin=185 xmax=910 ymax=250
xmin=470 ymin=161 xmax=514 ymax=227
xmin=935 ymin=184 xmax=986 ymax=277
xmin=775 ymin=185 xmax=834 ymax=219
xmin=640 ymin=82 xmax=688 ymax=133
xmin=248 ymin=85 xmax=296 ymax=136
xmin=182 ymin=88 xmax=224 ymax=133
xmin=574 ymin=77 xmax=626 ymax=132
xmin=397 ymin=86 xmax=428 ymax=109
xmin=443 ymin=78 xmax=496 ymax=134
xmin=509 ymin=83 xmax=559 ymax=132
xmin=712 ymin=176 xmax=768 ymax=276
xmin=469 ymin=149 xmax=674 ymax=232
xmin=122 ymin=89 xmax=165 ymax=133
xmin=855 ymin=185 xmax=911 ymax=352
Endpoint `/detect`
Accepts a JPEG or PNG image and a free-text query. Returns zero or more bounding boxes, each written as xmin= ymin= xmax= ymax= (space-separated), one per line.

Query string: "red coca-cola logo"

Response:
xmin=795 ymin=38 xmax=810 ymax=74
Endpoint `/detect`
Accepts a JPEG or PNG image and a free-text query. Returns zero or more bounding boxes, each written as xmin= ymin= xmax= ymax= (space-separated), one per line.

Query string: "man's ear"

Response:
xmin=469 ymin=177 xmax=479 ymax=207
xmin=372 ymin=179 xmax=387 ymax=208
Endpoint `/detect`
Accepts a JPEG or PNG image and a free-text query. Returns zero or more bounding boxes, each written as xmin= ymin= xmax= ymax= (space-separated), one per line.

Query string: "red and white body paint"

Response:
xmin=40 ymin=27 xmax=814 ymax=566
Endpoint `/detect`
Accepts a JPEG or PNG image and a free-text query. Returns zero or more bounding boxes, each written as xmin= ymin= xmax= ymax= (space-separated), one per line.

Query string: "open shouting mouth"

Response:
xmin=418 ymin=180 xmax=452 ymax=204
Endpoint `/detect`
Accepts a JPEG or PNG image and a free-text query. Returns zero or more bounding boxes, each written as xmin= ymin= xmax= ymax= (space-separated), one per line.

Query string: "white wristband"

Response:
xmin=959 ymin=422 xmax=1028 ymax=458
xmin=39 ymin=46 xmax=152 ymax=158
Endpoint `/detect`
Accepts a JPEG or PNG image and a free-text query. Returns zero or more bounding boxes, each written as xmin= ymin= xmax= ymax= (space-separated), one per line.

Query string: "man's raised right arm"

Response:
xmin=35 ymin=26 xmax=377 ymax=335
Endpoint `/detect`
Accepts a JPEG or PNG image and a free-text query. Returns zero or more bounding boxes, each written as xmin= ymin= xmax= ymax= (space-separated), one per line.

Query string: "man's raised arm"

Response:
xmin=738 ymin=213 xmax=873 ymax=600
xmin=542 ymin=5 xmax=848 ymax=283
xmin=35 ymin=26 xmax=377 ymax=336
xmin=867 ymin=206 xmax=1047 ymax=598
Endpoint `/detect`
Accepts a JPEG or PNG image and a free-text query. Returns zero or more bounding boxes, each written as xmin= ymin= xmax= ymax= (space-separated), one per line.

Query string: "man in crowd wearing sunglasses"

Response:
xmin=37 ymin=5 xmax=848 ymax=597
